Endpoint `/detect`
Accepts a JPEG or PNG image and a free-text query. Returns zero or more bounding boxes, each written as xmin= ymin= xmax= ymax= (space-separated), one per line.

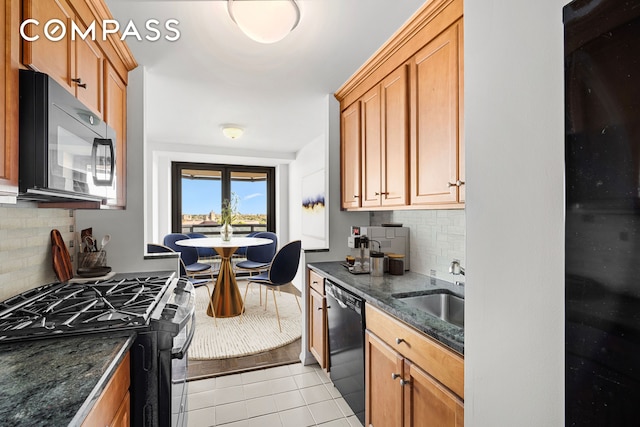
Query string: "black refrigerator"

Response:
xmin=564 ymin=0 xmax=640 ymax=425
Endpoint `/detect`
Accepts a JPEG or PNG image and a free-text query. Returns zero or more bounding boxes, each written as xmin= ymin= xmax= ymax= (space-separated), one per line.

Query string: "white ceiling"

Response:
xmin=105 ymin=0 xmax=426 ymax=155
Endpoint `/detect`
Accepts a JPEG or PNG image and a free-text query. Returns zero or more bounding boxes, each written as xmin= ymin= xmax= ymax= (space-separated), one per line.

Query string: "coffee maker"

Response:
xmin=347 ymin=231 xmax=370 ymax=274
xmin=347 ymin=225 xmax=410 ymax=272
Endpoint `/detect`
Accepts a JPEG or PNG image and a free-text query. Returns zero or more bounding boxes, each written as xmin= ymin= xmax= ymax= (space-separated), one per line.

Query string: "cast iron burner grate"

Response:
xmin=0 ymin=276 xmax=172 ymax=342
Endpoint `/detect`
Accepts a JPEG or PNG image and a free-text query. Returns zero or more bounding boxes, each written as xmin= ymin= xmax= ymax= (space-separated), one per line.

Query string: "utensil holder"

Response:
xmin=79 ymin=251 xmax=107 ymax=268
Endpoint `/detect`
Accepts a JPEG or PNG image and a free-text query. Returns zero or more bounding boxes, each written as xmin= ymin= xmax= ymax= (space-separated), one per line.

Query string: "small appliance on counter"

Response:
xmin=347 ymin=225 xmax=410 ymax=274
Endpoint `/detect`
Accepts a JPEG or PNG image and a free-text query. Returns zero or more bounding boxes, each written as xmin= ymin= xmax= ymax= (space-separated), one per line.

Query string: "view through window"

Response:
xmin=171 ymin=163 xmax=275 ymax=236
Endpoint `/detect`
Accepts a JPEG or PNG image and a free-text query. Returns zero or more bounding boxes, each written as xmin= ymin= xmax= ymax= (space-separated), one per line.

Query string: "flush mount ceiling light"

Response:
xmin=221 ymin=125 xmax=244 ymax=140
xmin=227 ymin=0 xmax=301 ymax=44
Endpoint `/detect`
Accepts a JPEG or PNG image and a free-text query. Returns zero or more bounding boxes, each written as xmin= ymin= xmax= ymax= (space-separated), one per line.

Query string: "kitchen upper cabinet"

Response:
xmin=361 ymin=65 xmax=409 ymax=208
xmin=22 ymin=0 xmax=104 ymax=118
xmin=0 ymin=0 xmax=20 ymax=197
xmin=410 ymin=20 xmax=463 ymax=205
xmin=380 ymin=66 xmax=409 ymax=206
xmin=360 ymin=85 xmax=382 ymax=207
xmin=308 ymin=269 xmax=328 ymax=370
xmin=335 ymin=0 xmax=463 ymax=211
xmin=104 ymin=61 xmax=127 ymax=208
xmin=341 ymin=103 xmax=362 ymax=209
xmin=365 ymin=304 xmax=464 ymax=427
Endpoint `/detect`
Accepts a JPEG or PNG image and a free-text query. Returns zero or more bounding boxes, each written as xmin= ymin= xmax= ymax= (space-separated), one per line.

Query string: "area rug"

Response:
xmin=189 ymin=281 xmax=302 ymax=360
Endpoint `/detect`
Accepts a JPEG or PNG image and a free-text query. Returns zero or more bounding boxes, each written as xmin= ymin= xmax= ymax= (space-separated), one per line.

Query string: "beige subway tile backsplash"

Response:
xmin=0 ymin=203 xmax=75 ymax=301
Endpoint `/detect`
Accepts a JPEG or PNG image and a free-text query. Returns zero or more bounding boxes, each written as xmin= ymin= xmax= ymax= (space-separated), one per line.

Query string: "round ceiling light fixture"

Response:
xmin=227 ymin=0 xmax=301 ymax=44
xmin=221 ymin=125 xmax=244 ymax=140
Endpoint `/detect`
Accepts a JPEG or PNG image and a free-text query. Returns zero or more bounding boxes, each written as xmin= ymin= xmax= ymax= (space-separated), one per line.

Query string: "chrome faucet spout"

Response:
xmin=449 ymin=260 xmax=465 ymax=276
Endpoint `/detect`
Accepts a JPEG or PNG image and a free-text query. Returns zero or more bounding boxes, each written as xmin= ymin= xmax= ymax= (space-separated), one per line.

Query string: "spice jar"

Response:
xmin=388 ymin=253 xmax=405 ymax=275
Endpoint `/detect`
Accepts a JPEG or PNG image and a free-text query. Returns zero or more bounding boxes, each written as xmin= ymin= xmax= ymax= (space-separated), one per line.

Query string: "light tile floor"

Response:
xmin=187 ymin=363 xmax=364 ymax=427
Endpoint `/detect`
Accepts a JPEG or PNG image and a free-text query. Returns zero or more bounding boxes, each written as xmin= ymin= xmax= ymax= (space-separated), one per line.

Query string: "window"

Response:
xmin=171 ymin=162 xmax=276 ymax=236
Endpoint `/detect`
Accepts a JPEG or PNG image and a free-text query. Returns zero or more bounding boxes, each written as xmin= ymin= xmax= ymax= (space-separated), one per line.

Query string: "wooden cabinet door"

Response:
xmin=341 ymin=102 xmax=361 ymax=209
xmin=110 ymin=391 xmax=130 ymax=427
xmin=366 ymin=331 xmax=404 ymax=427
xmin=75 ymin=29 xmax=103 ymax=118
xmin=360 ymin=86 xmax=382 ymax=208
xmin=23 ymin=0 xmax=75 ymax=93
xmin=0 ymin=0 xmax=20 ymax=195
xmin=410 ymin=22 xmax=461 ymax=205
xmin=309 ymin=288 xmax=327 ymax=369
xmin=404 ymin=360 xmax=464 ymax=427
xmin=381 ymin=65 xmax=409 ymax=207
xmin=104 ymin=61 xmax=127 ymax=207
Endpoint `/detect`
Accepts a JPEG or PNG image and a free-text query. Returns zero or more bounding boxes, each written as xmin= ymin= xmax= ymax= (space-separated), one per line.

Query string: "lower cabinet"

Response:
xmin=82 ymin=352 xmax=131 ymax=426
xmin=308 ymin=269 xmax=328 ymax=370
xmin=365 ymin=305 xmax=464 ymax=427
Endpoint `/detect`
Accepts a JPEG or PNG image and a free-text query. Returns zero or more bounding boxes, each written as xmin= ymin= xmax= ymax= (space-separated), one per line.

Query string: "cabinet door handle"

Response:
xmin=396 ymin=337 xmax=405 ymax=345
xmin=391 ymin=373 xmax=400 ymax=380
xmin=353 ymin=195 xmax=359 ymax=198
xmin=72 ymin=78 xmax=87 ymax=89
xmin=448 ymin=180 xmax=465 ymax=187
xmin=400 ymin=379 xmax=411 ymax=386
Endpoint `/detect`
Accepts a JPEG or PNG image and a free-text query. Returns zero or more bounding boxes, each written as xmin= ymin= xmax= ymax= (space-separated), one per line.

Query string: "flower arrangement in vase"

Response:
xmin=219 ymin=193 xmax=239 ymax=241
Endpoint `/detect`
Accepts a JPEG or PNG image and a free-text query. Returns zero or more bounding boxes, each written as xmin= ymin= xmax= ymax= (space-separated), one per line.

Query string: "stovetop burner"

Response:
xmin=0 ymin=275 xmax=174 ymax=342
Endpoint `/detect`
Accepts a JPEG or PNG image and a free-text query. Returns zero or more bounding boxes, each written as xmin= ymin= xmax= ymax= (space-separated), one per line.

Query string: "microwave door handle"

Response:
xmin=107 ymin=138 xmax=115 ymax=185
xmin=91 ymin=138 xmax=115 ymax=186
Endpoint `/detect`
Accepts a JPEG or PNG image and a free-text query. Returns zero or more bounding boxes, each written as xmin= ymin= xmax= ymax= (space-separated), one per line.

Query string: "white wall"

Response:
xmin=76 ymin=68 xmax=176 ymax=274
xmin=465 ymin=1 xmax=565 ymax=425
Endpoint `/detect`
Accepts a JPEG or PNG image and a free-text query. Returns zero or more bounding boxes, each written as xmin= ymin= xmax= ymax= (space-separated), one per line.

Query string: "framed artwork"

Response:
xmin=301 ymin=168 xmax=328 ymax=249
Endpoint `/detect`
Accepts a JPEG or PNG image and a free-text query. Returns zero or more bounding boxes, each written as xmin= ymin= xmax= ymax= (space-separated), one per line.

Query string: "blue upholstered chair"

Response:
xmin=163 ymin=233 xmax=215 ymax=282
xmin=236 ymin=231 xmax=278 ymax=273
xmin=146 ymin=243 xmax=210 ymax=287
xmin=244 ymin=240 xmax=302 ymax=331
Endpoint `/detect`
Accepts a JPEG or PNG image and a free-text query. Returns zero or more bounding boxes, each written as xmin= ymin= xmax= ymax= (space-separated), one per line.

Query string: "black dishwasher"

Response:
xmin=326 ymin=280 xmax=365 ymax=425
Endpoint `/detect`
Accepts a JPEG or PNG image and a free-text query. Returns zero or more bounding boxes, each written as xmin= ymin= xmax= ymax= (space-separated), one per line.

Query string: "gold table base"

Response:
xmin=208 ymin=246 xmax=244 ymax=318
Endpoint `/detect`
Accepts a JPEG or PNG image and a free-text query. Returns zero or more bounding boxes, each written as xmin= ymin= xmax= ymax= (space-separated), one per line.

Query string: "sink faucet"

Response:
xmin=449 ymin=260 xmax=465 ymax=276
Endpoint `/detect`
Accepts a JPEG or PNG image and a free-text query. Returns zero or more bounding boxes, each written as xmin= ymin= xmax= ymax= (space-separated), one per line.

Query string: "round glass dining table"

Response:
xmin=176 ymin=237 xmax=272 ymax=318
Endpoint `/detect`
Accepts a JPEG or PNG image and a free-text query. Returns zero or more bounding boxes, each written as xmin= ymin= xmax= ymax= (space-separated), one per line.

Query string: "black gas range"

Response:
xmin=0 ymin=273 xmax=196 ymax=427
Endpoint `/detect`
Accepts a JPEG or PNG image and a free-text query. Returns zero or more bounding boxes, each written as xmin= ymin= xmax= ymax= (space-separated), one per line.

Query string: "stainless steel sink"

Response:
xmin=393 ymin=292 xmax=464 ymax=328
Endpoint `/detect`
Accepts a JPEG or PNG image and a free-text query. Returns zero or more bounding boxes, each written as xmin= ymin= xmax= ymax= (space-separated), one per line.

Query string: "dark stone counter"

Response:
xmin=0 ymin=333 xmax=135 ymax=426
xmin=308 ymin=261 xmax=465 ymax=354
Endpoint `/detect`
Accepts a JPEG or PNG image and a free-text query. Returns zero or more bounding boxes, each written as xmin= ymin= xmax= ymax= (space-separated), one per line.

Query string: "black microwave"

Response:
xmin=18 ymin=69 xmax=117 ymax=204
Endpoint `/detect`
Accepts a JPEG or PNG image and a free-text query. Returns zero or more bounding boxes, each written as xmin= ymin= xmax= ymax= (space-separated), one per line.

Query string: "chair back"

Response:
xmin=163 ymin=233 xmax=199 ymax=266
xmin=146 ymin=243 xmax=187 ymax=276
xmin=235 ymin=231 xmax=259 ymax=257
xmin=268 ymin=240 xmax=302 ymax=285
xmin=186 ymin=233 xmax=216 ymax=258
xmin=246 ymin=232 xmax=278 ymax=263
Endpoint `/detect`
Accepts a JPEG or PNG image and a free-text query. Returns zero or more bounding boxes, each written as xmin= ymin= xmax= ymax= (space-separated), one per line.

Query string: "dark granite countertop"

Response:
xmin=0 ymin=332 xmax=135 ymax=426
xmin=308 ymin=261 xmax=465 ymax=355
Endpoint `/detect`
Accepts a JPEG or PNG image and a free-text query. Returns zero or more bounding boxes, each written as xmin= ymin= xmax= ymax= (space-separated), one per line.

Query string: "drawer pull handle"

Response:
xmin=396 ymin=338 xmax=405 ymax=345
xmin=400 ymin=379 xmax=411 ymax=387
xmin=391 ymin=373 xmax=400 ymax=380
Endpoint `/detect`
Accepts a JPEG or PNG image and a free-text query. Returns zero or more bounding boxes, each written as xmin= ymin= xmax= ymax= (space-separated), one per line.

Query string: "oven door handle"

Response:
xmin=172 ymin=311 xmax=196 ymax=360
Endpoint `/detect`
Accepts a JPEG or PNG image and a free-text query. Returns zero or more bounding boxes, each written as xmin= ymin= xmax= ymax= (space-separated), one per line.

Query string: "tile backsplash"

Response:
xmin=0 ymin=203 xmax=75 ymax=301
xmin=370 ymin=209 xmax=466 ymax=282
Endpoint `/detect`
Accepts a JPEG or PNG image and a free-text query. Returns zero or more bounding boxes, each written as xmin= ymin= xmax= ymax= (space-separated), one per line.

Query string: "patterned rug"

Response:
xmin=189 ymin=281 xmax=302 ymax=360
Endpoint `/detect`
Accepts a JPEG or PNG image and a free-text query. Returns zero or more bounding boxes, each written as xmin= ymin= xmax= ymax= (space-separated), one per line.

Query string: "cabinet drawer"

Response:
xmin=82 ymin=352 xmax=130 ymax=426
xmin=308 ymin=270 xmax=325 ymax=295
xmin=365 ymin=304 xmax=464 ymax=398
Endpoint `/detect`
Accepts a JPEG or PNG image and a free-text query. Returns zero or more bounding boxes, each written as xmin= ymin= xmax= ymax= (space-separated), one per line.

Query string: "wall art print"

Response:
xmin=301 ymin=168 xmax=328 ymax=250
